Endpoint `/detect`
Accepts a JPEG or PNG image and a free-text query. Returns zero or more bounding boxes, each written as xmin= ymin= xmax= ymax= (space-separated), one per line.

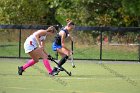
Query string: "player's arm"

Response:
xmin=68 ymin=34 xmax=74 ymax=54
xmin=61 ymin=32 xmax=69 ymax=50
xmin=34 ymin=30 xmax=46 ymax=47
xmin=41 ymin=38 xmax=49 ymax=56
xmin=68 ymin=34 xmax=73 ymax=42
xmin=43 ymin=49 xmax=48 ymax=56
xmin=41 ymin=39 xmax=46 ymax=50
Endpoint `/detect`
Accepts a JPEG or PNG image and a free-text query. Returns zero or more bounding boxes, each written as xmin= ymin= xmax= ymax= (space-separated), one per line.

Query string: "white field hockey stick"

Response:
xmin=71 ymin=40 xmax=75 ymax=68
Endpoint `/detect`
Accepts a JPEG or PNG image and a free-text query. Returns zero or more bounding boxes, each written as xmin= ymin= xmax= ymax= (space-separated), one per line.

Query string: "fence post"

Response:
xmin=18 ymin=28 xmax=22 ymax=58
xmin=138 ymin=35 xmax=140 ymax=62
xmin=55 ymin=25 xmax=61 ymax=60
xmin=99 ymin=29 xmax=103 ymax=62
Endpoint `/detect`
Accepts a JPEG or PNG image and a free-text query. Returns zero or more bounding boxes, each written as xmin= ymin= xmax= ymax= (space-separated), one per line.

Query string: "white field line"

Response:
xmin=0 ymin=86 xmax=80 ymax=92
xmin=0 ymin=76 xmax=140 ymax=80
xmin=0 ymin=86 xmax=103 ymax=93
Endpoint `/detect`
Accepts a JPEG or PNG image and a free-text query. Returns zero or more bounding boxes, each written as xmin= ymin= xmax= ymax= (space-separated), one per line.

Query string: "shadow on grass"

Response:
xmin=57 ymin=74 xmax=114 ymax=78
xmin=0 ymin=73 xmax=113 ymax=78
xmin=0 ymin=73 xmax=45 ymax=77
xmin=0 ymin=44 xmax=16 ymax=47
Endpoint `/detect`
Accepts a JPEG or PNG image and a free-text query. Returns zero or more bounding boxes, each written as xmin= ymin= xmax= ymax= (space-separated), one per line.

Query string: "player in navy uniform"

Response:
xmin=52 ymin=19 xmax=75 ymax=75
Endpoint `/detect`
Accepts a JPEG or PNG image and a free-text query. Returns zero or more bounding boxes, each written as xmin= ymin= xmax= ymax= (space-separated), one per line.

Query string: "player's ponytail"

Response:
xmin=66 ymin=18 xmax=75 ymax=26
xmin=47 ymin=26 xmax=57 ymax=33
xmin=66 ymin=18 xmax=71 ymax=23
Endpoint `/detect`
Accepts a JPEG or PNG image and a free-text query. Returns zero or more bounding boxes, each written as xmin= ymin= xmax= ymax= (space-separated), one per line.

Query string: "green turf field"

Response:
xmin=0 ymin=58 xmax=140 ymax=93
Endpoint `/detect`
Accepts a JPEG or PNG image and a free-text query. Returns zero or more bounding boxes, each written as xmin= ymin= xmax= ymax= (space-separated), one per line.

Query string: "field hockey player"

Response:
xmin=18 ymin=26 xmax=57 ymax=76
xmin=52 ymin=19 xmax=75 ymax=75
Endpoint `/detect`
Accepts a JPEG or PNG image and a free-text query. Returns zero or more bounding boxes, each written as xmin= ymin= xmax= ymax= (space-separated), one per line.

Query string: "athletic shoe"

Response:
xmin=49 ymin=71 xmax=58 ymax=76
xmin=18 ymin=66 xmax=24 ymax=75
xmin=51 ymin=67 xmax=60 ymax=76
xmin=57 ymin=66 xmax=64 ymax=71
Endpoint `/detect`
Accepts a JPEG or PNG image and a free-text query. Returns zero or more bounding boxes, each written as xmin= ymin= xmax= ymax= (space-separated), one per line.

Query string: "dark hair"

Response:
xmin=66 ymin=18 xmax=75 ymax=26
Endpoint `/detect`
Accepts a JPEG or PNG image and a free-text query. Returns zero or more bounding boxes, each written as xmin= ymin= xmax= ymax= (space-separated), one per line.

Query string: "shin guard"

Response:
xmin=58 ymin=55 xmax=69 ymax=67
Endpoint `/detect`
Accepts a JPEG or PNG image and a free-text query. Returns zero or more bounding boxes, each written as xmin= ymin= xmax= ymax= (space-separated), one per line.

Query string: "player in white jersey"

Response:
xmin=18 ymin=26 xmax=57 ymax=76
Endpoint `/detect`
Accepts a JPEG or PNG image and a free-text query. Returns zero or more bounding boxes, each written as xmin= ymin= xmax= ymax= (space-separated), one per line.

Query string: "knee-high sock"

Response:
xmin=58 ymin=55 xmax=69 ymax=67
xmin=23 ymin=59 xmax=36 ymax=70
xmin=43 ymin=59 xmax=52 ymax=73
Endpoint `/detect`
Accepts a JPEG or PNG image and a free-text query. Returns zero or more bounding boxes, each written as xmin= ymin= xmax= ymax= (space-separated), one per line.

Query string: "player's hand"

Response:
xmin=70 ymin=50 xmax=73 ymax=55
xmin=48 ymin=55 xmax=54 ymax=61
xmin=39 ymin=45 xmax=44 ymax=50
xmin=70 ymin=37 xmax=74 ymax=42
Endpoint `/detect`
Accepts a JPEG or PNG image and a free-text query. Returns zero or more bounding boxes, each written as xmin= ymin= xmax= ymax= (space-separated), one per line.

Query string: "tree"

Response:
xmin=0 ymin=0 xmax=139 ymax=26
xmin=122 ymin=0 xmax=140 ymax=26
xmin=122 ymin=0 xmax=140 ymax=16
xmin=0 ymin=0 xmax=60 ymax=25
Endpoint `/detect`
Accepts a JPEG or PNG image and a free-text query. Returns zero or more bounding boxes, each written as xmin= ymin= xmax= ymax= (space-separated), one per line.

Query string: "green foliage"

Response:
xmin=0 ymin=0 xmax=59 ymax=25
xmin=0 ymin=0 xmax=139 ymax=26
xmin=121 ymin=0 xmax=140 ymax=26
xmin=56 ymin=0 xmax=139 ymax=26
xmin=122 ymin=0 xmax=140 ymax=16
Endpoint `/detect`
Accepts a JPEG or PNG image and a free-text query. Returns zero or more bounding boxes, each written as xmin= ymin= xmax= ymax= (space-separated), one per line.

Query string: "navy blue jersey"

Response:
xmin=54 ymin=28 xmax=69 ymax=45
xmin=61 ymin=28 xmax=69 ymax=38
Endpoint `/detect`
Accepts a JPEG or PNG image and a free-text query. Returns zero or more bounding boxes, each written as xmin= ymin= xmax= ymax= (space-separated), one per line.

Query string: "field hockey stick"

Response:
xmin=71 ymin=40 xmax=75 ymax=68
xmin=48 ymin=55 xmax=72 ymax=76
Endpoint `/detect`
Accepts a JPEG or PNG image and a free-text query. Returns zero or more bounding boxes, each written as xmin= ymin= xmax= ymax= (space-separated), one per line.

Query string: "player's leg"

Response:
xmin=51 ymin=52 xmax=65 ymax=73
xmin=23 ymin=51 xmax=39 ymax=70
xmin=57 ymin=47 xmax=71 ymax=67
xmin=38 ymin=50 xmax=53 ymax=74
xmin=41 ymin=51 xmax=60 ymax=76
xmin=51 ymin=48 xmax=71 ymax=75
xmin=51 ymin=43 xmax=71 ymax=75
xmin=18 ymin=48 xmax=39 ymax=75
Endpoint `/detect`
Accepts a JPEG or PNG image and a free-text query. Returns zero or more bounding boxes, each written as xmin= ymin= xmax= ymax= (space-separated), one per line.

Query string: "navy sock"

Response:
xmin=58 ymin=55 xmax=69 ymax=67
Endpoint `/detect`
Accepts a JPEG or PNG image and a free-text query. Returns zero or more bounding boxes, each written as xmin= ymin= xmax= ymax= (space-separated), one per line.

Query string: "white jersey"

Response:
xmin=24 ymin=33 xmax=47 ymax=53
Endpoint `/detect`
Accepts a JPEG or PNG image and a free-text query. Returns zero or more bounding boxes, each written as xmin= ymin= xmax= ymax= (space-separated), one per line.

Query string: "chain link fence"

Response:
xmin=0 ymin=25 xmax=140 ymax=61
